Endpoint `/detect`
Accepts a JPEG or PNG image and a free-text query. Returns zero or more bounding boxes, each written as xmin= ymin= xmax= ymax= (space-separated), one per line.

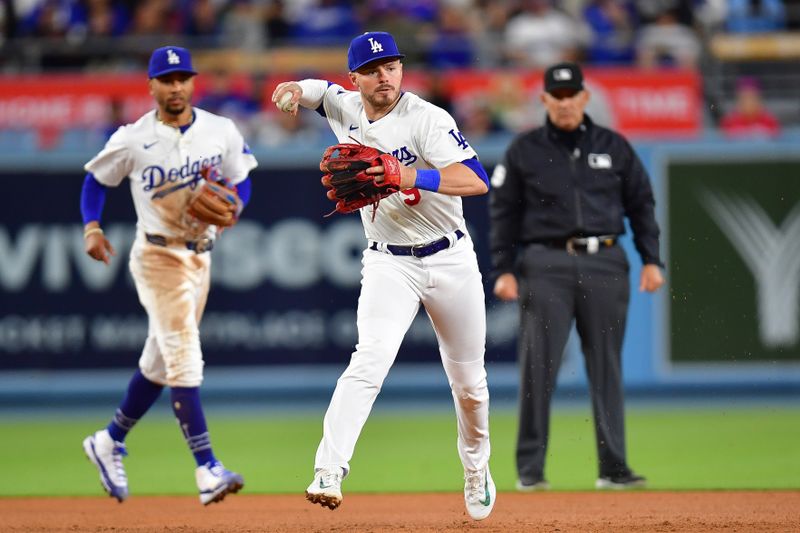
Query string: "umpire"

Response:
xmin=489 ymin=62 xmax=664 ymax=491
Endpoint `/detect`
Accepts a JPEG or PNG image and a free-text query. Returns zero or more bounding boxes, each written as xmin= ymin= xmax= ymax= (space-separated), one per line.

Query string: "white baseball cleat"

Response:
xmin=464 ymin=466 xmax=496 ymax=521
xmin=305 ymin=467 xmax=344 ymax=510
xmin=195 ymin=461 xmax=244 ymax=505
xmin=82 ymin=429 xmax=129 ymax=502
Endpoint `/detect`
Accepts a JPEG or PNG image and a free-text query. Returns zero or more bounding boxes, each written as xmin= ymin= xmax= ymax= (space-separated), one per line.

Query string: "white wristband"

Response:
xmin=84 ymin=227 xmax=104 ymax=239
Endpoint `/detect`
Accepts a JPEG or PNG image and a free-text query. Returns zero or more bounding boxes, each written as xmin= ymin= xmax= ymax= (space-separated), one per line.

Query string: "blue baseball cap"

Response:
xmin=347 ymin=32 xmax=405 ymax=71
xmin=148 ymin=46 xmax=197 ymax=79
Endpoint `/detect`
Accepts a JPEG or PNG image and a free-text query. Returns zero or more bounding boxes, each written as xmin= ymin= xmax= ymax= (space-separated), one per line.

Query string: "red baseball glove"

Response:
xmin=319 ymin=143 xmax=402 ymax=219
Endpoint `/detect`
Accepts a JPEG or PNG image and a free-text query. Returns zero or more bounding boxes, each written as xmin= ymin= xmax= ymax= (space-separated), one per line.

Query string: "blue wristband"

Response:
xmin=414 ymin=169 xmax=441 ymax=192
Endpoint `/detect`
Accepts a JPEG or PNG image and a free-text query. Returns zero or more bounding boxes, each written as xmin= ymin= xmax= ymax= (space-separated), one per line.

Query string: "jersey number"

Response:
xmin=401 ymin=188 xmax=421 ymax=206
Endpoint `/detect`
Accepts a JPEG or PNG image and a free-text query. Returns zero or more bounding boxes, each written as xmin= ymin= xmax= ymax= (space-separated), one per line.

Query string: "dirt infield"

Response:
xmin=1 ymin=491 xmax=798 ymax=532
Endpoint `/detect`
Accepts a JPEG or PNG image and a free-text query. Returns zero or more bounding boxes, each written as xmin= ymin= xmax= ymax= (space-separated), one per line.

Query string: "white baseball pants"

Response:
xmin=129 ymin=235 xmax=210 ymax=388
xmin=314 ymin=234 xmax=491 ymax=474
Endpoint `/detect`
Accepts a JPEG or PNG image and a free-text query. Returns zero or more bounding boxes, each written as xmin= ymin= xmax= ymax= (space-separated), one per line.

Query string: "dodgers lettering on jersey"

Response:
xmin=391 ymin=146 xmax=418 ymax=166
xmin=320 ymin=84 xmax=478 ymax=245
xmin=84 ymin=107 xmax=257 ymax=239
xmin=142 ymin=154 xmax=223 ymax=194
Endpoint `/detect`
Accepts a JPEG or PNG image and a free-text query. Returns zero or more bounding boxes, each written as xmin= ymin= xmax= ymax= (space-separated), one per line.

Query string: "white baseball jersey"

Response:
xmin=85 ymin=107 xmax=257 ymax=240
xmin=305 ymin=80 xmax=478 ymax=245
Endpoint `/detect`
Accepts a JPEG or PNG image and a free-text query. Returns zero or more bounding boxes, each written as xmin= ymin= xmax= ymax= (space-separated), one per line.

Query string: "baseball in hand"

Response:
xmin=277 ymin=92 xmax=296 ymax=113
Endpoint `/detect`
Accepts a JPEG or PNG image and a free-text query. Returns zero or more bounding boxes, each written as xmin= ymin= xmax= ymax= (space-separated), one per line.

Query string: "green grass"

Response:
xmin=1 ymin=406 xmax=798 ymax=496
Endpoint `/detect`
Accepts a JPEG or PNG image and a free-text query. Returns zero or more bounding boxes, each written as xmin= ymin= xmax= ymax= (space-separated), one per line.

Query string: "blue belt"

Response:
xmin=145 ymin=233 xmax=214 ymax=253
xmin=369 ymin=229 xmax=464 ymax=258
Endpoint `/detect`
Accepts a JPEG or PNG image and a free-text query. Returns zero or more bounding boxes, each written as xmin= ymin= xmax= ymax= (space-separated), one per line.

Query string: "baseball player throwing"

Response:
xmin=272 ymin=31 xmax=495 ymax=521
xmin=80 ymin=46 xmax=257 ymax=505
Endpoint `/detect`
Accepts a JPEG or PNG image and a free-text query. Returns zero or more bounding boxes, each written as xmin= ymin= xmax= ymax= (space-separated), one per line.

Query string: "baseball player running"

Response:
xmin=272 ymin=31 xmax=495 ymax=521
xmin=80 ymin=46 xmax=257 ymax=505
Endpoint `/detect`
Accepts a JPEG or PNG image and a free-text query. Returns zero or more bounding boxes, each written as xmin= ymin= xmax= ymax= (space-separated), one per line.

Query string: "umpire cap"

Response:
xmin=544 ymin=62 xmax=584 ymax=93
xmin=348 ymin=32 xmax=405 ymax=71
xmin=148 ymin=46 xmax=197 ymax=79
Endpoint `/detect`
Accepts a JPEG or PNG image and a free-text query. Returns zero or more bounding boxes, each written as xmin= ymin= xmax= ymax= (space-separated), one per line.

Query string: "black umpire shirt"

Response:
xmin=489 ymin=114 xmax=662 ymax=277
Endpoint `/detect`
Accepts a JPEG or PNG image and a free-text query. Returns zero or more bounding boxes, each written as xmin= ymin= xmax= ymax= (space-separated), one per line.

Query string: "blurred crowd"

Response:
xmin=1 ymin=0 xmax=796 ymax=148
xmin=3 ymin=0 xmax=797 ymax=68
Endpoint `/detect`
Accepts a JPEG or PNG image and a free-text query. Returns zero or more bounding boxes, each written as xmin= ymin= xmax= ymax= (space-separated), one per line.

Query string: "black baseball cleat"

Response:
xmin=596 ymin=471 xmax=647 ymax=489
xmin=516 ymin=477 xmax=550 ymax=492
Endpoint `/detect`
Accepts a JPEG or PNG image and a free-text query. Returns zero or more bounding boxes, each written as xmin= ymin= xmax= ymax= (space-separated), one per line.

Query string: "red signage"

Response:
xmin=595 ymin=69 xmax=701 ymax=137
xmin=435 ymin=68 xmax=702 ymax=138
xmin=0 ymin=75 xmax=152 ymax=128
xmin=0 ymin=68 xmax=701 ymax=139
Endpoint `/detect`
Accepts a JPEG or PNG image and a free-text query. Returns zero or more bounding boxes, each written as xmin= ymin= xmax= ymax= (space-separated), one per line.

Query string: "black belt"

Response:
xmin=369 ymin=229 xmax=464 ymax=258
xmin=145 ymin=233 xmax=214 ymax=253
xmin=535 ymin=235 xmax=616 ymax=255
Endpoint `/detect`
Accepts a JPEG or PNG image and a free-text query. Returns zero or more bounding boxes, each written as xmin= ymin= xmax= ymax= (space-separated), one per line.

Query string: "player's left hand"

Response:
xmin=639 ymin=264 xmax=664 ymax=292
xmin=320 ymin=143 xmax=403 ymax=216
xmin=84 ymin=225 xmax=116 ymax=265
xmin=365 ymin=163 xmax=414 ymax=189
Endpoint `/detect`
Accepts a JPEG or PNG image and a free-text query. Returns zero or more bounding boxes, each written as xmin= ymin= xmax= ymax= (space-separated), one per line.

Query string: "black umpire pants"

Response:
xmin=516 ymin=242 xmax=631 ymax=483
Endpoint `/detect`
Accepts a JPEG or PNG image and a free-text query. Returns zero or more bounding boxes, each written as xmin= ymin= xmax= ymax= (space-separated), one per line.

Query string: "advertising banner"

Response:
xmin=438 ymin=68 xmax=701 ymax=138
xmin=0 ymin=168 xmax=518 ymax=370
xmin=667 ymin=158 xmax=800 ymax=364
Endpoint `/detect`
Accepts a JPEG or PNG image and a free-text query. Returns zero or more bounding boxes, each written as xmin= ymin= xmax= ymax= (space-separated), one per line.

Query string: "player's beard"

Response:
xmin=161 ymin=93 xmax=188 ymax=116
xmin=366 ymin=85 xmax=399 ymax=113
xmin=164 ymin=102 xmax=187 ymax=117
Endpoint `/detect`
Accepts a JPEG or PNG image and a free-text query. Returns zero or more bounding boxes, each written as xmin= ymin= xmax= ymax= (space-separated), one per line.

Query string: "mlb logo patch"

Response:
xmin=588 ymin=153 xmax=612 ymax=169
xmin=553 ymin=68 xmax=573 ymax=81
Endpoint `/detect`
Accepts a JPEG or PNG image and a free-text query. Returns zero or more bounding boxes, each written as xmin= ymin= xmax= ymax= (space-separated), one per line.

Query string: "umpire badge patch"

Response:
xmin=553 ymin=68 xmax=572 ymax=81
xmin=588 ymin=153 xmax=612 ymax=169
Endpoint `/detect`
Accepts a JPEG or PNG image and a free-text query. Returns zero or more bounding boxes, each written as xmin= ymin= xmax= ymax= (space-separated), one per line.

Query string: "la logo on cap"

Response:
xmin=167 ymin=49 xmax=180 ymax=65
xmin=553 ymin=68 xmax=572 ymax=81
xmin=347 ymin=31 xmax=404 ymax=71
xmin=368 ymin=37 xmax=383 ymax=54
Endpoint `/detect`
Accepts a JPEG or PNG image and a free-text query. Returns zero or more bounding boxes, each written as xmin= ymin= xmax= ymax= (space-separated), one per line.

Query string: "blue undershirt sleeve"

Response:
xmin=460 ymin=157 xmax=490 ymax=189
xmin=236 ymin=176 xmax=252 ymax=208
xmin=80 ymin=173 xmax=107 ymax=225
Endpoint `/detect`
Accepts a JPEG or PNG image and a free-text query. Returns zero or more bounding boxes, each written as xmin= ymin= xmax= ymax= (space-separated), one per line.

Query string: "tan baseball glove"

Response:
xmin=187 ymin=167 xmax=242 ymax=227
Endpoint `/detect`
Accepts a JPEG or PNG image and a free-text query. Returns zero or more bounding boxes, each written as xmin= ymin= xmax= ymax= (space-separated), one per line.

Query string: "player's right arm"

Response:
xmin=81 ymin=174 xmax=116 ymax=264
xmin=271 ymin=79 xmax=349 ymax=127
xmin=271 ymin=79 xmax=331 ymax=116
xmin=81 ymin=125 xmax=133 ymax=264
